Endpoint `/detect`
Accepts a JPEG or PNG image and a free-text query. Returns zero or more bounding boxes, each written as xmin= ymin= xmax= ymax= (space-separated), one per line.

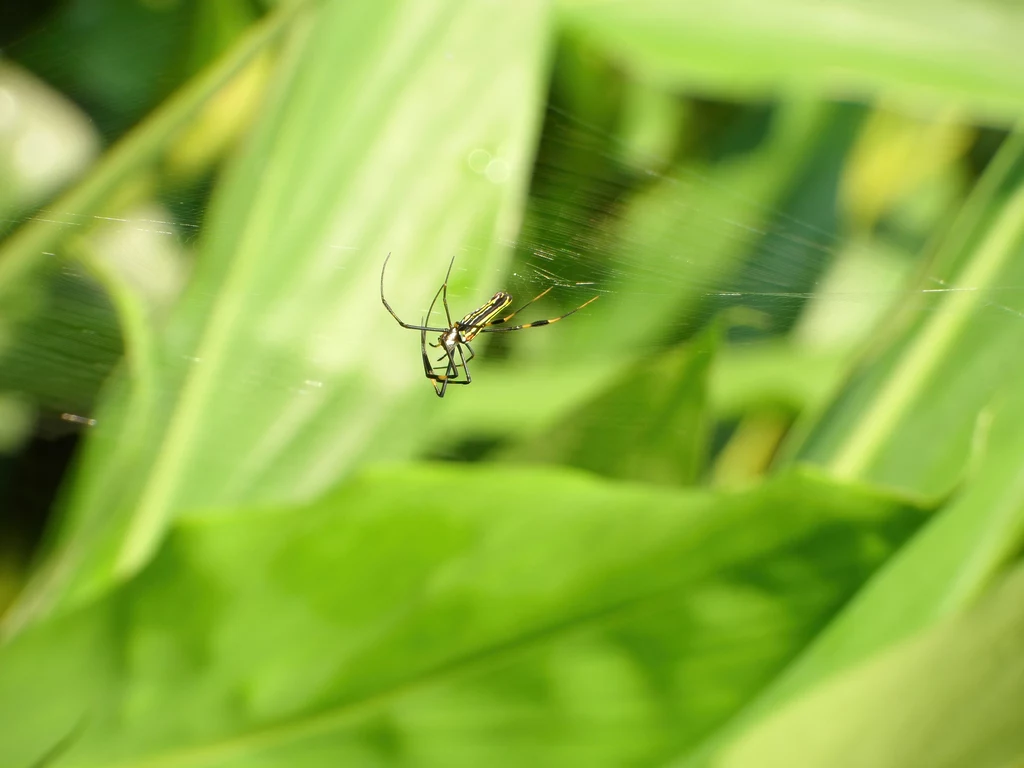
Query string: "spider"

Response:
xmin=381 ymin=253 xmax=599 ymax=397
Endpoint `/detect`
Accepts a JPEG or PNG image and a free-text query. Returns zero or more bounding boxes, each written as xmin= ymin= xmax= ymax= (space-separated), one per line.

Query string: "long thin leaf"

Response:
xmin=560 ymin=0 xmax=1024 ymax=124
xmin=4 ymin=0 xmax=553 ymax=637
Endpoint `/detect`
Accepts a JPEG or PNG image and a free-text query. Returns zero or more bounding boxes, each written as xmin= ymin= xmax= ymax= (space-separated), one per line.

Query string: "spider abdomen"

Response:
xmin=458 ymin=291 xmax=513 ymax=329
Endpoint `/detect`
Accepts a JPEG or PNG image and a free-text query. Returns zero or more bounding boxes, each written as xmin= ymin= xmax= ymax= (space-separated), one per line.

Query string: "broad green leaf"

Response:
xmin=4 ymin=0 xmax=552 ymax=635
xmin=708 ymin=341 xmax=846 ymax=420
xmin=787 ymin=390 xmax=1024 ymax=686
xmin=414 ymin=332 xmax=845 ymax=455
xmin=717 ymin=561 xmax=1024 ymax=768
xmin=500 ymin=330 xmax=715 ymax=485
xmin=559 ymin=0 xmax=1024 ymax=125
xmin=677 ymin=388 xmax=1024 ymax=766
xmin=418 ymin=362 xmax=620 ymax=448
xmin=0 ymin=465 xmax=921 ymax=767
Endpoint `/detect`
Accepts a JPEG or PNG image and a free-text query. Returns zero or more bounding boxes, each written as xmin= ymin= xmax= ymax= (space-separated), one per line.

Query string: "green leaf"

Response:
xmin=0 ymin=260 xmax=121 ymax=419
xmin=4 ymin=0 xmax=553 ymax=635
xmin=0 ymin=6 xmax=298 ymax=467
xmin=677 ymin=388 xmax=1024 ymax=766
xmin=541 ymin=98 xmax=841 ymax=362
xmin=0 ymin=202 xmax=187 ymax=435
xmin=0 ymin=3 xmax=299 ymax=306
xmin=796 ymin=133 xmax=1024 ymax=496
xmin=716 ymin=561 xmax=1024 ymax=768
xmin=0 ymin=465 xmax=921 ymax=768
xmin=500 ymin=330 xmax=715 ymax=485
xmin=708 ymin=340 xmax=847 ymax=420
xmin=559 ymin=0 xmax=1024 ymax=124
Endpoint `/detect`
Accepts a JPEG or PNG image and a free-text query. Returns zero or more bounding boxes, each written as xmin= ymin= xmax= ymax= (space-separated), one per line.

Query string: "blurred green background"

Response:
xmin=2 ymin=0 xmax=1024 ymax=765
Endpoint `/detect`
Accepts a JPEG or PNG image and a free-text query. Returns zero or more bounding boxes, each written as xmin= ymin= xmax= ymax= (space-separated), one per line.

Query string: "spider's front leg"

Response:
xmin=420 ymin=328 xmax=448 ymax=397
xmin=424 ymin=353 xmax=452 ymax=397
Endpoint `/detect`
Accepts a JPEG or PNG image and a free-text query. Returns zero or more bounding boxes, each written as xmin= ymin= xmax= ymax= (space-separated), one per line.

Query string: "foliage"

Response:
xmin=2 ymin=0 xmax=1024 ymax=765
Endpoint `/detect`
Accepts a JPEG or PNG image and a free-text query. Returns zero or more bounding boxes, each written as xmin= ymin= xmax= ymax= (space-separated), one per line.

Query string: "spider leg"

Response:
xmin=425 ymin=281 xmax=445 ymax=329
xmin=426 ymin=346 xmax=473 ymax=397
xmin=421 ymin=310 xmax=471 ymax=397
xmin=431 ymin=368 xmax=448 ymax=398
xmin=450 ymin=343 xmax=472 ymax=386
xmin=441 ymin=349 xmax=460 ymax=396
xmin=440 ymin=254 xmax=457 ymax=328
xmin=420 ymin=325 xmax=442 ymax=387
xmin=420 ymin=313 xmax=452 ymax=392
xmin=480 ymin=294 xmax=600 ymax=333
xmin=379 ymin=252 xmax=449 ymax=332
xmin=486 ymin=287 xmax=552 ymax=326
xmin=424 ymin=344 xmax=455 ymax=397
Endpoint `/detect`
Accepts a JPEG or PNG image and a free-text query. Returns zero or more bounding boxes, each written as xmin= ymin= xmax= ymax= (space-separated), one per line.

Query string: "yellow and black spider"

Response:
xmin=381 ymin=253 xmax=599 ymax=397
